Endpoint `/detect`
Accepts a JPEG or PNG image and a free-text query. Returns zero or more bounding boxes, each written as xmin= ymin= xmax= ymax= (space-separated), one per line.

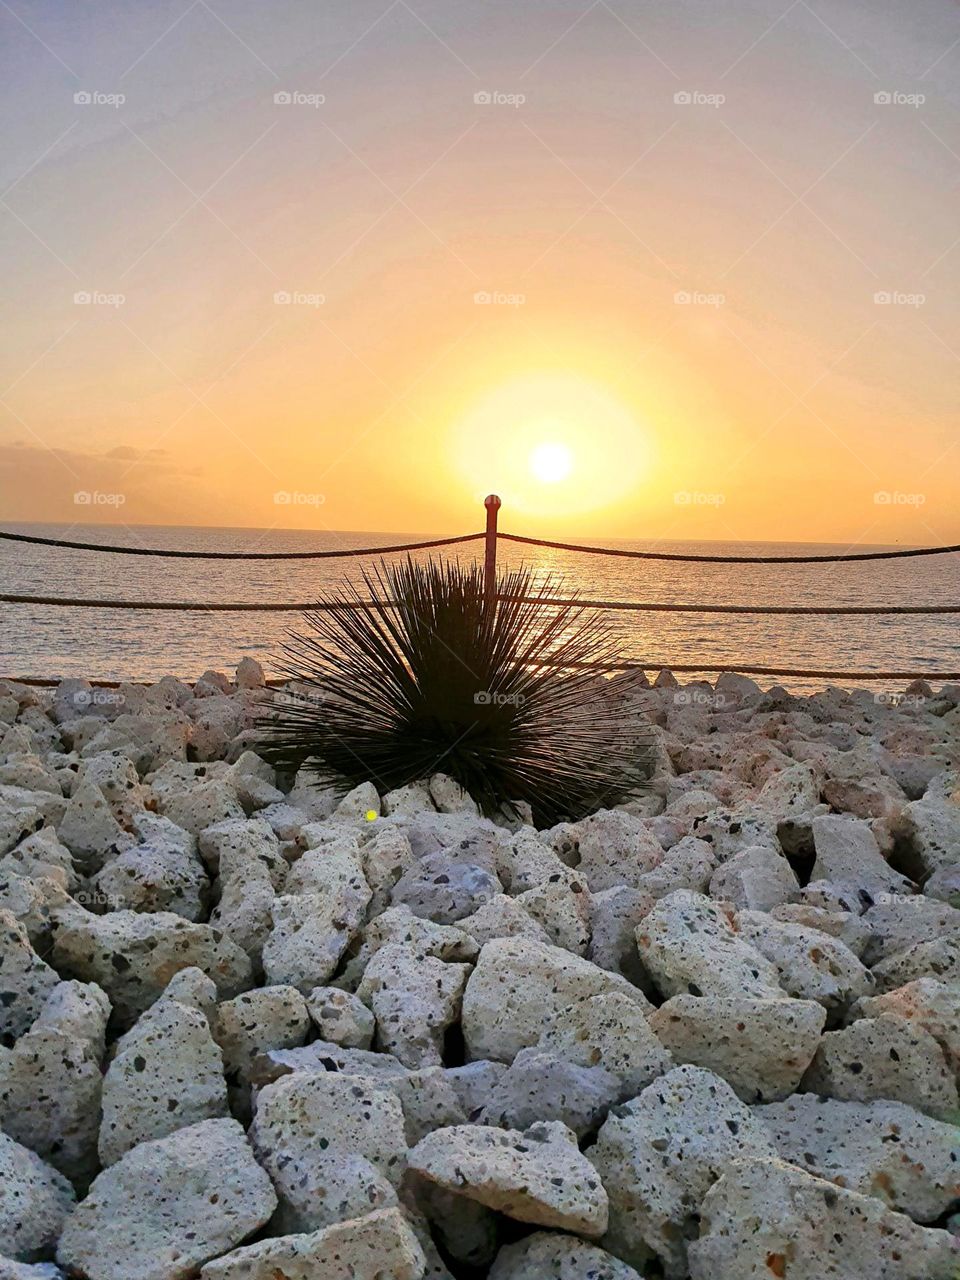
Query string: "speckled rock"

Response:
xmin=735 ymin=911 xmax=873 ymax=1015
xmin=456 ymin=894 xmax=551 ymax=946
xmin=0 ymin=827 xmax=76 ymax=892
xmin=337 ymin=906 xmax=477 ymax=990
xmin=48 ymin=908 xmax=253 ymax=1028
xmin=514 ymin=873 xmax=591 ymax=955
xmin=358 ymin=825 xmax=416 ymax=916
xmin=56 ymin=779 xmax=134 ymax=870
xmin=538 ymin=991 xmax=672 ymax=1099
xmin=0 ymin=981 xmax=109 ymax=1187
xmin=212 ymin=984 xmax=310 ymax=1117
xmin=0 ymin=909 xmax=60 ymax=1042
xmin=803 ymin=1013 xmax=958 ymax=1119
xmin=98 ymin=990 xmax=228 ymax=1165
xmin=688 ymin=1156 xmax=958 ymax=1280
xmin=637 ymin=836 xmax=717 ymax=900
xmin=636 ymin=891 xmax=782 ymax=1001
xmin=755 ymin=1093 xmax=960 ymax=1222
xmin=462 ymin=937 xmax=651 ymax=1063
xmin=854 ymin=978 xmax=960 ymax=1074
xmin=588 ymin=1065 xmax=778 ymax=1277
xmin=478 ymin=1047 xmax=621 ymax=1137
xmin=709 ymin=844 xmax=800 ymax=911
xmin=262 ymin=867 xmax=370 ymax=995
xmin=199 ymin=1207 xmax=426 ymax=1280
xmin=249 ymin=1072 xmax=407 ymax=1231
xmin=0 ymin=1131 xmax=74 ymax=1263
xmin=861 ymin=894 xmax=960 ymax=964
xmin=871 ymin=934 xmax=960 ymax=991
xmin=391 ymin=851 xmax=500 ymax=925
xmin=569 ymin=809 xmax=663 ymax=891
xmin=356 ymin=943 xmax=469 ymax=1068
xmin=154 ymin=779 xmax=245 ymax=838
xmin=811 ymin=813 xmax=913 ymax=899
xmin=91 ymin=839 xmax=208 ymax=921
xmin=409 ymin=1120 xmax=608 ymax=1236
xmin=305 ymin=986 xmax=374 ymax=1049
xmin=587 ymin=887 xmax=655 ymax=983
xmin=898 ymin=795 xmax=960 ymax=879
xmin=650 ymin=994 xmax=825 ymax=1103
xmin=488 ymin=1232 xmax=645 ymax=1280
xmin=56 ymin=1119 xmax=277 ymax=1280
xmin=769 ymin=903 xmax=871 ymax=957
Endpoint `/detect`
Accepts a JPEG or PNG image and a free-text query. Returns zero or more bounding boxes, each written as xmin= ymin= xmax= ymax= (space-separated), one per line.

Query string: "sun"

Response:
xmin=529 ymin=441 xmax=573 ymax=484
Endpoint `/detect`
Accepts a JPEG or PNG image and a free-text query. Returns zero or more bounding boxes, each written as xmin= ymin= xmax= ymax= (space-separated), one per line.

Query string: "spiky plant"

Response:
xmin=258 ymin=556 xmax=653 ymax=826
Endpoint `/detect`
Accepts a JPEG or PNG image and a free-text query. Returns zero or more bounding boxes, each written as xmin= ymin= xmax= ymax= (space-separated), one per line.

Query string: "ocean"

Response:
xmin=1 ymin=523 xmax=958 ymax=693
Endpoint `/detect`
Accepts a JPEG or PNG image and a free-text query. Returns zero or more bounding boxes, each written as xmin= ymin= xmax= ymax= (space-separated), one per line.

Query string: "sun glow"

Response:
xmin=452 ymin=372 xmax=651 ymax=521
xmin=529 ymin=441 xmax=573 ymax=484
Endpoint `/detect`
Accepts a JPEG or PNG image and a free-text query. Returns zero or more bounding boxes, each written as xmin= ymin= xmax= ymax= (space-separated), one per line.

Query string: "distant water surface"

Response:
xmin=1 ymin=524 xmax=958 ymax=694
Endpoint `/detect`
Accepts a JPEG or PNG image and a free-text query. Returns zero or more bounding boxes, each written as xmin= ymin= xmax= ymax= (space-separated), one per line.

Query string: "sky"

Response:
xmin=0 ymin=0 xmax=958 ymax=544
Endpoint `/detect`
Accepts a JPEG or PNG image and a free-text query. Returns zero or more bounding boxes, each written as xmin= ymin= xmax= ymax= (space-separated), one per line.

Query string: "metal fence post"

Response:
xmin=484 ymin=494 xmax=501 ymax=606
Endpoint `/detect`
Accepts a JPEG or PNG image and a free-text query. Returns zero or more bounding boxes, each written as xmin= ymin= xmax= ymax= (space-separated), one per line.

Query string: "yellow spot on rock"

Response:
xmin=365 ymin=809 xmax=378 ymax=821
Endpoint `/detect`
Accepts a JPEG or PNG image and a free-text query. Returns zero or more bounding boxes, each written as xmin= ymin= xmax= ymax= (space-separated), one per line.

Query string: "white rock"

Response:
xmin=803 ymin=1013 xmax=958 ymax=1119
xmin=650 ymin=994 xmax=825 ymax=1102
xmin=235 ymin=657 xmax=265 ymax=690
xmin=0 ymin=909 xmax=60 ymax=1041
xmin=98 ymin=991 xmax=228 ymax=1165
xmin=199 ymin=1207 xmax=427 ymax=1280
xmin=755 ymin=1093 xmax=960 ymax=1222
xmin=689 ymin=1156 xmax=958 ymax=1280
xmin=709 ymin=844 xmax=800 ymax=911
xmin=357 ymin=943 xmax=469 ymax=1068
xmin=57 ymin=1118 xmax=277 ymax=1280
xmin=49 ymin=908 xmax=253 ymax=1028
xmin=409 ymin=1120 xmax=608 ymax=1236
xmin=589 ymin=1065 xmax=778 ymax=1277
xmin=735 ymin=910 xmax=873 ymax=1014
xmin=855 ymin=978 xmax=960 ymax=1074
xmin=0 ymin=1130 xmax=74 ymax=1263
xmin=0 ymin=981 xmax=109 ymax=1188
xmin=462 ymin=936 xmax=651 ymax=1063
xmin=56 ymin=779 xmax=134 ymax=870
xmin=861 ymin=894 xmax=960 ymax=964
xmin=305 ymin=986 xmax=375 ymax=1049
xmin=538 ymin=991 xmax=673 ymax=1099
xmin=488 ymin=1232 xmax=644 ymax=1280
xmin=249 ymin=1072 xmax=407 ymax=1231
xmin=811 ymin=813 xmax=913 ymax=899
xmin=456 ymin=894 xmax=551 ymax=946
xmin=635 ymin=891 xmax=782 ymax=1001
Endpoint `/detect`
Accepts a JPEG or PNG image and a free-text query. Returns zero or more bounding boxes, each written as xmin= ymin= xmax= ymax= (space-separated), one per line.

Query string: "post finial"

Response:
xmin=484 ymin=493 xmax=501 ymax=510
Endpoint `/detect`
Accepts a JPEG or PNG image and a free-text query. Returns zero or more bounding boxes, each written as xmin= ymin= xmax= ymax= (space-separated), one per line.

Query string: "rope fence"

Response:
xmin=2 ymin=496 xmax=958 ymax=683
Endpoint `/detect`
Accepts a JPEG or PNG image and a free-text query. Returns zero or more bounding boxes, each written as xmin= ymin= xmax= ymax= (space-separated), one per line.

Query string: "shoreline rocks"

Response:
xmin=0 ymin=663 xmax=958 ymax=1277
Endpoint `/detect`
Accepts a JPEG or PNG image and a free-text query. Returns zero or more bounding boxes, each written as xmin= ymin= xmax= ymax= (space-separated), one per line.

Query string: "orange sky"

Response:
xmin=1 ymin=0 xmax=958 ymax=545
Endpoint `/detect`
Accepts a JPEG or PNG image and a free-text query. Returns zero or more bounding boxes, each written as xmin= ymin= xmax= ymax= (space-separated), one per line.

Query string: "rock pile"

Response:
xmin=0 ymin=663 xmax=958 ymax=1278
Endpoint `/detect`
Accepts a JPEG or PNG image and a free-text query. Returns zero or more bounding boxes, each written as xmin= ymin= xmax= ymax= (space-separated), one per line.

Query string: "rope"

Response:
xmin=0 ymin=593 xmax=386 ymax=612
xmin=7 ymin=664 xmax=957 ymax=685
xmin=0 ymin=529 xmax=484 ymax=560
xmin=499 ymin=532 xmax=960 ymax=564
xmin=501 ymin=595 xmax=960 ymax=616
xmin=3 ymin=526 xmax=958 ymax=564
xmin=4 ymin=591 xmax=958 ymax=615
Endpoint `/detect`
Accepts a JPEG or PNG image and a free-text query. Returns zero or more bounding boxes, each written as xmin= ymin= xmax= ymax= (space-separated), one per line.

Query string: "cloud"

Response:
xmin=0 ymin=440 xmax=203 ymax=522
